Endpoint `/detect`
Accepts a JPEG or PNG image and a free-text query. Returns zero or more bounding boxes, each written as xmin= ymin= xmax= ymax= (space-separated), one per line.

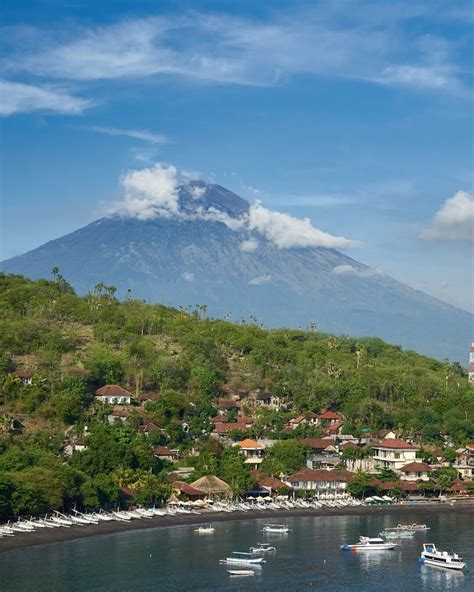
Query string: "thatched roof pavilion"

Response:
xmin=190 ymin=475 xmax=231 ymax=497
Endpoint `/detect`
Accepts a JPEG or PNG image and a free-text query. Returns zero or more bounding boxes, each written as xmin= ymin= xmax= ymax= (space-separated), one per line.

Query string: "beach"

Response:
xmin=1 ymin=501 xmax=472 ymax=554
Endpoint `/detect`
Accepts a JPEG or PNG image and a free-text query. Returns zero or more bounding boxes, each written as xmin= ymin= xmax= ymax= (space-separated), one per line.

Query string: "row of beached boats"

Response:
xmin=0 ymin=497 xmax=360 ymax=539
xmin=0 ymin=506 xmax=199 ymax=537
xmin=0 ymin=496 xmax=367 ymax=538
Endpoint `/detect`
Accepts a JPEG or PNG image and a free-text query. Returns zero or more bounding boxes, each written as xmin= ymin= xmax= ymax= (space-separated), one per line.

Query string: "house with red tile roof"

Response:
xmin=319 ymin=411 xmax=341 ymax=423
xmin=258 ymin=476 xmax=292 ymax=494
xmin=153 ymin=446 xmax=179 ymax=462
xmin=95 ymin=384 xmax=133 ymax=405
xmin=235 ymin=438 xmax=265 ymax=469
xmin=372 ymin=439 xmax=418 ymax=473
xmin=400 ymin=461 xmax=432 ymax=481
xmin=172 ymin=481 xmax=206 ymax=499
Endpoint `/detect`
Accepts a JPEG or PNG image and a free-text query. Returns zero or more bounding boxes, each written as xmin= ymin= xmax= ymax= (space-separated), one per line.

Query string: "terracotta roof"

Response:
xmin=211 ymin=415 xmax=229 ymax=423
xmin=259 ymin=476 xmax=292 ymax=491
xmin=373 ymin=479 xmax=419 ymax=491
xmin=95 ymin=384 xmax=133 ymax=397
xmin=319 ymin=411 xmax=340 ymax=420
xmin=218 ymin=399 xmax=240 ymax=409
xmin=287 ymin=469 xmax=353 ymax=483
xmin=153 ymin=446 xmax=178 ymax=457
xmin=447 ymin=480 xmax=467 ymax=492
xmin=172 ymin=481 xmax=205 ymax=497
xmin=237 ymin=438 xmax=262 ymax=449
xmin=325 ymin=421 xmax=342 ymax=433
xmin=300 ymin=438 xmax=336 ymax=451
xmin=213 ymin=422 xmax=248 ymax=434
xmin=14 ymin=370 xmax=32 ymax=379
xmin=290 ymin=414 xmax=306 ymax=424
xmin=372 ymin=439 xmax=417 ymax=450
xmin=400 ymin=462 xmax=432 ymax=473
xmin=110 ymin=407 xmax=130 ymax=417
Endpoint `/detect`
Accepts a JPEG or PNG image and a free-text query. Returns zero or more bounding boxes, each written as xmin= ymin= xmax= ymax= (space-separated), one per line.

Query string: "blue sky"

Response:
xmin=1 ymin=0 xmax=473 ymax=311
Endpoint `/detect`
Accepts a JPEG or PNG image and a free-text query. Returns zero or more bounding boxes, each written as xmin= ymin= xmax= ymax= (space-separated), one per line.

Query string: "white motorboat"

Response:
xmin=220 ymin=552 xmax=265 ymax=565
xmin=420 ymin=544 xmax=465 ymax=571
xmin=342 ymin=537 xmax=397 ymax=551
xmin=228 ymin=570 xmax=256 ymax=577
xmin=249 ymin=542 xmax=276 ymax=554
xmin=262 ymin=524 xmax=290 ymax=534
xmin=194 ymin=524 xmax=215 ymax=534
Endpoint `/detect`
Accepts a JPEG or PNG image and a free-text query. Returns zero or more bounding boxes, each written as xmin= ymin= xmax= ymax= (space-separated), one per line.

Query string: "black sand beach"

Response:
xmin=1 ymin=501 xmax=472 ymax=554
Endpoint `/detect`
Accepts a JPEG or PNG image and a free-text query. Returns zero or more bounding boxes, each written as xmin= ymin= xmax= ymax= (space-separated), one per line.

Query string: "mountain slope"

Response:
xmin=1 ymin=182 xmax=471 ymax=362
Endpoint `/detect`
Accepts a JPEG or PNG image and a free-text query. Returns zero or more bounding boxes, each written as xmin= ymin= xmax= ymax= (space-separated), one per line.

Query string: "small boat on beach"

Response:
xmin=194 ymin=524 xmax=215 ymax=534
xmin=262 ymin=524 xmax=290 ymax=534
xmin=227 ymin=570 xmax=256 ymax=577
xmin=220 ymin=552 xmax=265 ymax=565
xmin=249 ymin=542 xmax=276 ymax=554
xmin=341 ymin=537 xmax=397 ymax=551
xmin=420 ymin=544 xmax=465 ymax=571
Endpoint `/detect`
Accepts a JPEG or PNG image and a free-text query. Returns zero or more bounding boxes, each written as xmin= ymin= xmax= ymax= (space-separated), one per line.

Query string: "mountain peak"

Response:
xmin=178 ymin=180 xmax=250 ymax=218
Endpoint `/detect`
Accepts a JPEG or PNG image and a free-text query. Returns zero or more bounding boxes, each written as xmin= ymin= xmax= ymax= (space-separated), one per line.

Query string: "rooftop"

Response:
xmin=373 ymin=438 xmax=417 ymax=450
xmin=95 ymin=384 xmax=133 ymax=397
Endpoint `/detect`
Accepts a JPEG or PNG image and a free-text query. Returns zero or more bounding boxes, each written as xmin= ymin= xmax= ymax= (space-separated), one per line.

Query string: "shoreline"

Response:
xmin=1 ymin=501 xmax=472 ymax=555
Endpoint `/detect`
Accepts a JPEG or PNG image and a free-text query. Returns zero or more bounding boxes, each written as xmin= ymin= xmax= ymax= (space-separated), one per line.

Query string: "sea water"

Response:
xmin=0 ymin=510 xmax=472 ymax=591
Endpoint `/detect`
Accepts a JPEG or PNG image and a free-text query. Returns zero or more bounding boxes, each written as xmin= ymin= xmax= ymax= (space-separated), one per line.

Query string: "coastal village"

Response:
xmin=0 ymin=275 xmax=473 ymax=541
xmin=3 ymin=372 xmax=473 ymax=510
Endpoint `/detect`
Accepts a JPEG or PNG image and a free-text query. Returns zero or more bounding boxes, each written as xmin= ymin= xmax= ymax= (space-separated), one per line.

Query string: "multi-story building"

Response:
xmin=235 ymin=438 xmax=265 ymax=469
xmin=371 ymin=439 xmax=418 ymax=473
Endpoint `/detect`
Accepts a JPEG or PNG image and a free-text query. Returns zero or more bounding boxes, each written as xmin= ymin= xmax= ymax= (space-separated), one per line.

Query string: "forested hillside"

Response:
xmin=0 ymin=272 xmax=472 ymax=518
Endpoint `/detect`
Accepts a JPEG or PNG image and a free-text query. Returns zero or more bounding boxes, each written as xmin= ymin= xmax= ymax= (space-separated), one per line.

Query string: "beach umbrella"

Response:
xmin=247 ymin=496 xmax=255 ymax=500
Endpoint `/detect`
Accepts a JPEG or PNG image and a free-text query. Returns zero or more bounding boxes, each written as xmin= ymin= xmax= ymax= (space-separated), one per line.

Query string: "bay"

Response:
xmin=1 ymin=510 xmax=472 ymax=591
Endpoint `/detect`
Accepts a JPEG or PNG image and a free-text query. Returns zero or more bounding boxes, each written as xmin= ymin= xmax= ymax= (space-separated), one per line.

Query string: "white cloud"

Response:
xmin=181 ymin=169 xmax=203 ymax=181
xmin=6 ymin=5 xmax=469 ymax=97
xmin=87 ymin=126 xmax=167 ymax=144
xmin=332 ymin=264 xmax=382 ymax=277
xmin=0 ymin=79 xmax=91 ymax=116
xmin=189 ymin=185 xmax=206 ymax=199
xmin=249 ymin=274 xmax=272 ymax=285
xmin=240 ymin=238 xmax=259 ymax=252
xmin=181 ymin=272 xmax=195 ymax=282
xmin=248 ymin=202 xmax=359 ymax=249
xmin=111 ymin=162 xmax=179 ymax=220
xmin=420 ymin=190 xmax=474 ymax=242
xmin=107 ymin=161 xmax=359 ymax=249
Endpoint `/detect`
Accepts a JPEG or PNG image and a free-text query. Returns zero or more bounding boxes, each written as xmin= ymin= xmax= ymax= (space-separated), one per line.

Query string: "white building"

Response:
xmin=372 ymin=439 xmax=418 ymax=473
xmin=235 ymin=438 xmax=265 ymax=470
xmin=469 ymin=343 xmax=474 ymax=382
xmin=95 ymin=384 xmax=133 ymax=405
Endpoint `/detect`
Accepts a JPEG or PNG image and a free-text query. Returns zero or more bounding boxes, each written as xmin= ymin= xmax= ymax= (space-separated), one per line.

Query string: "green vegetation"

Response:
xmin=0 ymin=272 xmax=472 ymax=518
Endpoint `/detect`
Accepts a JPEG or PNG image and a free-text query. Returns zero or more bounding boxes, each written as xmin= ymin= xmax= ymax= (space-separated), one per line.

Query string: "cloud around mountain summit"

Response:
xmin=108 ymin=162 xmax=360 ymax=250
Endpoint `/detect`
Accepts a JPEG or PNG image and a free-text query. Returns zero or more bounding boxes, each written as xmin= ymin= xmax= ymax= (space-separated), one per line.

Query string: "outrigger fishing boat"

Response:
xmin=262 ymin=524 xmax=290 ymax=534
xmin=420 ymin=544 xmax=465 ymax=571
xmin=397 ymin=523 xmax=429 ymax=531
xmin=220 ymin=552 xmax=265 ymax=565
xmin=249 ymin=542 xmax=276 ymax=554
xmin=194 ymin=524 xmax=215 ymax=534
xmin=227 ymin=570 xmax=256 ymax=577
